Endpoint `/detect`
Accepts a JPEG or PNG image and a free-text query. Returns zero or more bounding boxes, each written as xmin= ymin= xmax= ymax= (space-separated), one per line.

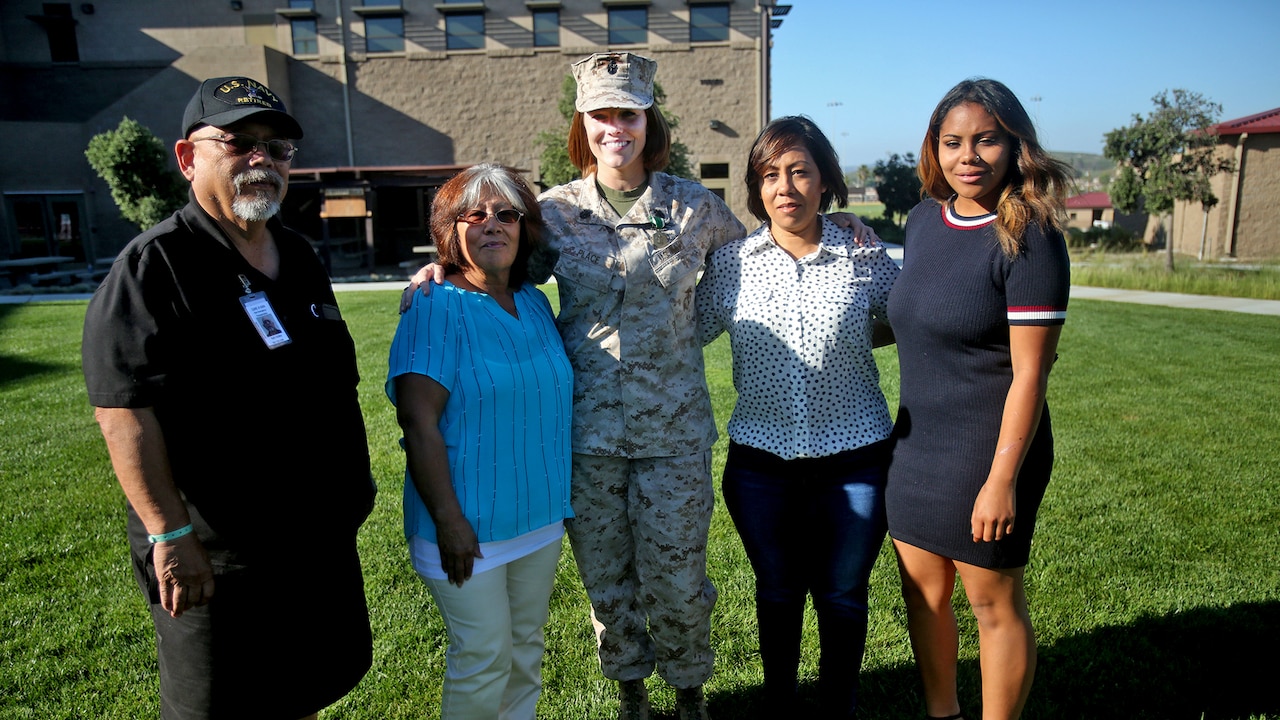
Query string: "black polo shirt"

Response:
xmin=83 ymin=198 xmax=375 ymax=561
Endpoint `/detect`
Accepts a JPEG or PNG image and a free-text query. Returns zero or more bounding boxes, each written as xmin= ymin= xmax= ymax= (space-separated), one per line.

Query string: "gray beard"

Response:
xmin=232 ymin=195 xmax=281 ymax=222
xmin=232 ymin=169 xmax=284 ymax=222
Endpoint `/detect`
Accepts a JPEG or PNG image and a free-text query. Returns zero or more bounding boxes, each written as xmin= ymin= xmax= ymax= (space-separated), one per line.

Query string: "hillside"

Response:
xmin=1053 ymin=151 xmax=1115 ymax=191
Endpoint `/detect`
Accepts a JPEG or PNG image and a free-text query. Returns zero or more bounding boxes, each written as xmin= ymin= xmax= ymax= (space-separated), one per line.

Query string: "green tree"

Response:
xmin=1103 ymin=89 xmax=1235 ymax=270
xmin=873 ymin=152 xmax=920 ymax=226
xmin=534 ymin=75 xmax=579 ymax=189
xmin=535 ymin=77 xmax=691 ymax=188
xmin=854 ymin=164 xmax=873 ymax=188
xmin=85 ymin=117 xmax=187 ymax=230
xmin=843 ymin=164 xmax=873 ymax=195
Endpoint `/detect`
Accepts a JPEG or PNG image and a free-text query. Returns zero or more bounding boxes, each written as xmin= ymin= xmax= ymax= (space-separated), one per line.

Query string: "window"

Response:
xmin=292 ymin=18 xmax=318 ymax=54
xmin=365 ymin=15 xmax=404 ymax=52
xmin=353 ymin=1 xmax=404 ymax=53
xmin=532 ymin=9 xmax=559 ymax=48
xmin=446 ymin=12 xmax=485 ymax=50
xmin=34 ymin=3 xmax=79 ymax=62
xmin=700 ymin=163 xmax=730 ymax=180
xmin=6 ymin=194 xmax=86 ymax=261
xmin=689 ymin=3 xmax=729 ymax=42
xmin=277 ymin=1 xmax=319 ymax=54
xmin=608 ymin=7 xmax=647 ymax=45
xmin=699 ymin=163 xmax=730 ymax=201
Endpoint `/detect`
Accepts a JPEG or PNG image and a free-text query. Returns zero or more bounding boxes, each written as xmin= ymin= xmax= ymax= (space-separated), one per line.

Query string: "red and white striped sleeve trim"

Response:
xmin=1008 ymin=305 xmax=1067 ymax=325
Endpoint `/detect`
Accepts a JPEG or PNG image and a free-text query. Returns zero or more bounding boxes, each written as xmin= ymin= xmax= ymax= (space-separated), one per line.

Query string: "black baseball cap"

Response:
xmin=182 ymin=76 xmax=304 ymax=139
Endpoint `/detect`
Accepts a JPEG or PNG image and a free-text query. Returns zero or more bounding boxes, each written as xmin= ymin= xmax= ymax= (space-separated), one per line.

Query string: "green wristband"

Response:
xmin=147 ymin=524 xmax=194 ymax=544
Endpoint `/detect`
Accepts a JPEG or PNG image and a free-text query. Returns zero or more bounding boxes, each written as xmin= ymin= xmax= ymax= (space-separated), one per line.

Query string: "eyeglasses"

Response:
xmin=194 ymin=133 xmax=297 ymax=162
xmin=457 ymin=209 xmax=524 ymax=225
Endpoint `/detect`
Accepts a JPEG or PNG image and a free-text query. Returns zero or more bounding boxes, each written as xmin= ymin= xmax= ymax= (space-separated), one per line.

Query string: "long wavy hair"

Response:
xmin=745 ymin=115 xmax=848 ymax=224
xmin=567 ymin=106 xmax=672 ymax=178
xmin=918 ymin=78 xmax=1073 ymax=257
xmin=430 ymin=163 xmax=544 ymax=289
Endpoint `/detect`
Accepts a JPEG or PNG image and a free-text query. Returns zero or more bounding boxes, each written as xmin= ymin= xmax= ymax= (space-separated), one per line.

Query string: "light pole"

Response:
xmin=826 ymin=101 xmax=843 ymax=158
xmin=757 ymin=2 xmax=791 ymax=128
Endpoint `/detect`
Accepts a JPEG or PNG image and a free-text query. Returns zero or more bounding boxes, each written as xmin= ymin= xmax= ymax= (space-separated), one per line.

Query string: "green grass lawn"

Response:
xmin=1069 ymin=249 xmax=1280 ymax=301
xmin=2 ymin=290 xmax=1278 ymax=719
xmin=838 ymin=202 xmax=885 ymax=220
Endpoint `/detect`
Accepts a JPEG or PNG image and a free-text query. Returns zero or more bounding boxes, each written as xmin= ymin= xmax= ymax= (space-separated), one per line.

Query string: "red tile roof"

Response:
xmin=1209 ymin=107 xmax=1280 ymax=136
xmin=1066 ymin=191 xmax=1113 ymax=209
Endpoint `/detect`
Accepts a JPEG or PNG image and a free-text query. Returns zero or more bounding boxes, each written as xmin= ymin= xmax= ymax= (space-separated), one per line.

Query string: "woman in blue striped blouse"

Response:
xmin=386 ymin=163 xmax=574 ymax=720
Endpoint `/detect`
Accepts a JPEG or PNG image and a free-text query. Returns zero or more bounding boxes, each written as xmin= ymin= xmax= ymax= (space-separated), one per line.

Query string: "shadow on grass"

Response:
xmin=1033 ymin=600 xmax=1279 ymax=719
xmin=0 ymin=305 xmax=75 ymax=388
xmin=688 ymin=600 xmax=1279 ymax=720
xmin=0 ymin=353 xmax=62 ymax=389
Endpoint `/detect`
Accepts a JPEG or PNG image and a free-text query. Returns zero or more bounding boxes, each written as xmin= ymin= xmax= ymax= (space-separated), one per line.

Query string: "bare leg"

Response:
xmin=892 ymin=539 xmax=963 ymax=719
xmin=955 ymin=562 xmax=1035 ymax=720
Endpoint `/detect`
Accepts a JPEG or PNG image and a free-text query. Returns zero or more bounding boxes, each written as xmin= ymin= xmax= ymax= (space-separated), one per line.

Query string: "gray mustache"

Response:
xmin=235 ymin=169 xmax=284 ymax=192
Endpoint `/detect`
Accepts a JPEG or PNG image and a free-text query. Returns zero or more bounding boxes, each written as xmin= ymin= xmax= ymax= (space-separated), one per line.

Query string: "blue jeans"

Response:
xmin=722 ymin=442 xmax=888 ymax=718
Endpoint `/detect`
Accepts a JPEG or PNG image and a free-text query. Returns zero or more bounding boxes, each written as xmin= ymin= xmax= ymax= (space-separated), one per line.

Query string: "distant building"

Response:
xmin=1171 ymin=107 xmax=1280 ymax=260
xmin=1064 ymin=191 xmax=1146 ymax=236
xmin=848 ymin=186 xmax=878 ymax=204
xmin=2 ymin=0 xmax=779 ymax=274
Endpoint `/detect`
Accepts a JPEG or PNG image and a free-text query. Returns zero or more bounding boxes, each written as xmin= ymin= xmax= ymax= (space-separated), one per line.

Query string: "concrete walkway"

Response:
xmin=4 ymin=284 xmax=1280 ymax=316
xmin=1067 ymin=286 xmax=1280 ymax=316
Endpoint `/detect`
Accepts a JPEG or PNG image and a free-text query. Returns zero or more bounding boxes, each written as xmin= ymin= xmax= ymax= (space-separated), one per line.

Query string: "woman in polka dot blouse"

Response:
xmin=695 ymin=115 xmax=899 ymax=719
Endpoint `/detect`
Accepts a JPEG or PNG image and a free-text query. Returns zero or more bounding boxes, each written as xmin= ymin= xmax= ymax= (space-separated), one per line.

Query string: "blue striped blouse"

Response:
xmin=386 ymin=281 xmax=573 ymax=543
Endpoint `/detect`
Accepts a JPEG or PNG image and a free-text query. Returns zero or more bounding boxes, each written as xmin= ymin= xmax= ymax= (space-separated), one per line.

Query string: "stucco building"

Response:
xmin=2 ymin=0 xmax=781 ymax=276
xmin=1171 ymin=107 xmax=1280 ymax=261
xmin=1065 ymin=191 xmax=1147 ymax=236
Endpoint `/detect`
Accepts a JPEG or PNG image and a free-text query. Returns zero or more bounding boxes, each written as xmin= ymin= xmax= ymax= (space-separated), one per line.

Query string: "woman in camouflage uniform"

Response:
xmin=536 ymin=52 xmax=743 ymax=720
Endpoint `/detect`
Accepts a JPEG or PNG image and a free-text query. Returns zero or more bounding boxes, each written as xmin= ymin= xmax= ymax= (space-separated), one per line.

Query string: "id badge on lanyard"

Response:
xmin=238 ymin=274 xmax=292 ymax=349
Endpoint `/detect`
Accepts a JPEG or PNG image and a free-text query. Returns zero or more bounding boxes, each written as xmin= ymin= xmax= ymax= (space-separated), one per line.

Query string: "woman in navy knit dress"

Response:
xmin=885 ymin=78 xmax=1073 ymax=720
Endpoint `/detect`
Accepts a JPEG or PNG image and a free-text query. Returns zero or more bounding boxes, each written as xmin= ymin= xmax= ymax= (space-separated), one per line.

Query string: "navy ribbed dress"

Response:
xmin=885 ymin=199 xmax=1069 ymax=568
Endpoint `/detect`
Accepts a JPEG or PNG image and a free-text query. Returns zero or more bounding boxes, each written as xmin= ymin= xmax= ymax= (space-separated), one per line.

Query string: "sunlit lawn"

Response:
xmin=1 ymin=290 xmax=1277 ymax=719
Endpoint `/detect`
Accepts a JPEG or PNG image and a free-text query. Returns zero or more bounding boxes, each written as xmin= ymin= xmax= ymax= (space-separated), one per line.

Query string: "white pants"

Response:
xmin=420 ymin=539 xmax=562 ymax=720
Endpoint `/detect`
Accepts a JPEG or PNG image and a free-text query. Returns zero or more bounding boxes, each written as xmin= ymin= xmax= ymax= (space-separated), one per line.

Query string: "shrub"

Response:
xmin=85 ymin=117 xmax=186 ymax=230
xmin=1084 ymin=224 xmax=1141 ymax=251
xmin=864 ymin=215 xmax=905 ymax=245
xmin=1067 ymin=227 xmax=1089 ymax=248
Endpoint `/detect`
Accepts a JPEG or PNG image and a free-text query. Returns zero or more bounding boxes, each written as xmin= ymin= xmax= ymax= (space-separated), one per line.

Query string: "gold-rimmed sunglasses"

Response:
xmin=457 ymin=209 xmax=524 ymax=225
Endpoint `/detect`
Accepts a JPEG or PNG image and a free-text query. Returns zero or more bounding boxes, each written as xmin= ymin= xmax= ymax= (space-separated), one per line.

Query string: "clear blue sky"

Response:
xmin=769 ymin=0 xmax=1280 ymax=169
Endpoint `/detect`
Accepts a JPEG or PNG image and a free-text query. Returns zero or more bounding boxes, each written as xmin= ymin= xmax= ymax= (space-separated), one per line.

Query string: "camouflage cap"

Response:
xmin=572 ymin=52 xmax=657 ymax=113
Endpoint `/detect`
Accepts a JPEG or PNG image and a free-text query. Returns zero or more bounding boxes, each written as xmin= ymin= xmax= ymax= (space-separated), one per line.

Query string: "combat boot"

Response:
xmin=675 ymin=685 xmax=709 ymax=720
xmin=617 ymin=678 xmax=650 ymax=720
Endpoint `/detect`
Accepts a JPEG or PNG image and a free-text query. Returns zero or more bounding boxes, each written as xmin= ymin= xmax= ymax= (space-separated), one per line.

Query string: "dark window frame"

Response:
xmin=291 ymin=17 xmax=319 ymax=54
xmin=689 ymin=3 xmax=729 ymax=43
xmin=446 ymin=12 xmax=485 ymax=50
xmin=608 ymin=6 xmax=647 ymax=45
xmin=532 ymin=8 xmax=559 ymax=47
xmin=365 ymin=14 xmax=405 ymax=53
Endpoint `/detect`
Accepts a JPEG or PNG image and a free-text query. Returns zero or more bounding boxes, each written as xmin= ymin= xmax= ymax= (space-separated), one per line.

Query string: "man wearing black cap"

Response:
xmin=82 ymin=76 xmax=376 ymax=720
